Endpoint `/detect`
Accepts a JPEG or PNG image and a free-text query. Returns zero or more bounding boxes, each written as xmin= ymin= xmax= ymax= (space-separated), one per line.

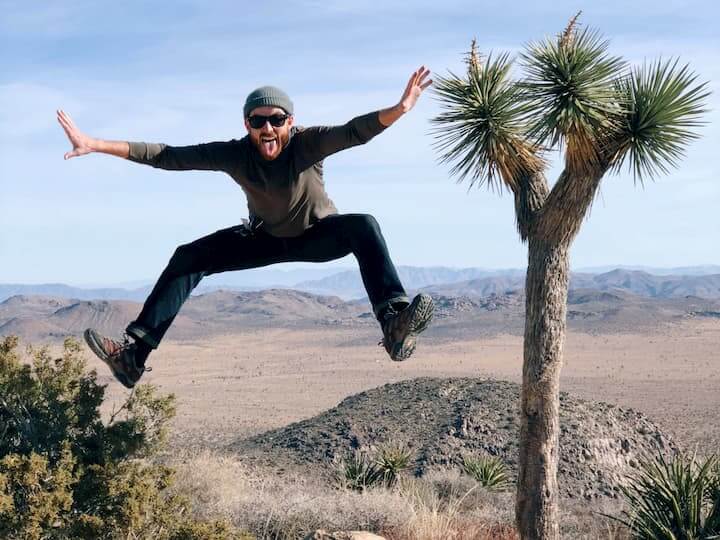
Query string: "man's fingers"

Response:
xmin=58 ymin=119 xmax=75 ymax=140
xmin=57 ymin=109 xmax=70 ymax=126
xmin=408 ymin=66 xmax=431 ymax=92
xmin=57 ymin=109 xmax=78 ymax=131
xmin=57 ymin=115 xmax=70 ymax=132
xmin=402 ymin=75 xmax=415 ymax=98
xmin=407 ymin=70 xmax=418 ymax=87
xmin=409 ymin=66 xmax=424 ymax=84
xmin=57 ymin=111 xmax=74 ymax=134
xmin=57 ymin=110 xmax=83 ymax=159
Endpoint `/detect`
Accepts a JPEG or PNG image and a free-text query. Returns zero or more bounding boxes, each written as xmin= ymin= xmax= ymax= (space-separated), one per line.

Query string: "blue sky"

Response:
xmin=1 ymin=0 xmax=718 ymax=285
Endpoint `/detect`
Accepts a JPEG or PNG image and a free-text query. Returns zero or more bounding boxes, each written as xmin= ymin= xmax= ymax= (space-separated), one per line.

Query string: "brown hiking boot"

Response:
xmin=380 ymin=293 xmax=434 ymax=361
xmin=83 ymin=329 xmax=145 ymax=389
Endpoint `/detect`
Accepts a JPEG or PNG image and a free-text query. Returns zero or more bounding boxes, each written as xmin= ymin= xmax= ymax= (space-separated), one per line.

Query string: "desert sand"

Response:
xmin=91 ymin=318 xmax=719 ymax=455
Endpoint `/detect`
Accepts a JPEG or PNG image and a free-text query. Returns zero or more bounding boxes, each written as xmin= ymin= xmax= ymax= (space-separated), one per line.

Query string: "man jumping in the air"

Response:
xmin=57 ymin=66 xmax=435 ymax=389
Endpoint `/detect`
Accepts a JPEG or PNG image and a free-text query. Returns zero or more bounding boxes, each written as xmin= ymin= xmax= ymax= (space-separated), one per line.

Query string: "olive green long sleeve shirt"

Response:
xmin=127 ymin=111 xmax=387 ymax=237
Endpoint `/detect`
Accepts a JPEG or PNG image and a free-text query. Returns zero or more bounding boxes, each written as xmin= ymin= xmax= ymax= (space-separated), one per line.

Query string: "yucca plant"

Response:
xmin=374 ymin=442 xmax=414 ymax=487
xmin=337 ymin=443 xmax=414 ymax=491
xmin=336 ymin=450 xmax=384 ymax=491
xmin=609 ymin=453 xmax=720 ymax=539
xmin=432 ymin=13 xmax=709 ymax=540
xmin=462 ymin=455 xmax=512 ymax=491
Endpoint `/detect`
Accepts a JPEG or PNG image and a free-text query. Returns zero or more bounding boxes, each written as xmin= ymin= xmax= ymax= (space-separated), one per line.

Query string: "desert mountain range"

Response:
xmin=2 ymin=267 xmax=720 ymax=303
xmin=2 ymin=279 xmax=719 ymax=344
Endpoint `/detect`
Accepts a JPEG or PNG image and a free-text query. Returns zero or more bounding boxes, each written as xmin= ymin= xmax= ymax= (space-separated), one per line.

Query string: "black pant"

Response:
xmin=126 ymin=214 xmax=409 ymax=348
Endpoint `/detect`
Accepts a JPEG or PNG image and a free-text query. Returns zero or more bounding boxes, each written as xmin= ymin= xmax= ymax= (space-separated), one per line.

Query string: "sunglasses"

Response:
xmin=247 ymin=114 xmax=290 ymax=129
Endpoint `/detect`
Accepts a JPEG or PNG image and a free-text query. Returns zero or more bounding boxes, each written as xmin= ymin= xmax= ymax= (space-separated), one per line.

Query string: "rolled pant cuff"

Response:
xmin=373 ymin=295 xmax=410 ymax=320
xmin=126 ymin=322 xmax=159 ymax=349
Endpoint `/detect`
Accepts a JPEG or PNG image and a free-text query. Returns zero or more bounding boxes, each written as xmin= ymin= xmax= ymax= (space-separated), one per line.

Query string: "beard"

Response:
xmin=250 ymin=129 xmax=290 ymax=161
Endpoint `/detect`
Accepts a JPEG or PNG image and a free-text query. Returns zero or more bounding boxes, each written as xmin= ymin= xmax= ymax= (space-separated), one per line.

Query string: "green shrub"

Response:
xmin=462 ymin=455 xmax=512 ymax=491
xmin=610 ymin=452 xmax=720 ymax=539
xmin=0 ymin=335 xmax=250 ymax=539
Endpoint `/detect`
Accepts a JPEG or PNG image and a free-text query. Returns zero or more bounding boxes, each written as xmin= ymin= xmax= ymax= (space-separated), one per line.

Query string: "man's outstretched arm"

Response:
xmin=295 ymin=66 xmax=433 ymax=166
xmin=56 ymin=109 xmax=233 ymax=172
xmin=378 ymin=65 xmax=433 ymax=127
xmin=57 ymin=109 xmax=129 ymax=159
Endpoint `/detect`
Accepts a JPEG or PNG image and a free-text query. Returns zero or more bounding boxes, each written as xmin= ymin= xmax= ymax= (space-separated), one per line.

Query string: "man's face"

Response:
xmin=244 ymin=106 xmax=294 ymax=161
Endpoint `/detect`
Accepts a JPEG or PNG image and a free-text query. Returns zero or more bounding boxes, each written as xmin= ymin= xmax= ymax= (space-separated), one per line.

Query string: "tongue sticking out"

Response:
xmin=262 ymin=139 xmax=278 ymax=156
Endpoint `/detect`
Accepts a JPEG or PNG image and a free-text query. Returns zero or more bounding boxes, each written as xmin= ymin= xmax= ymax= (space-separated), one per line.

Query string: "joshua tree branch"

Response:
xmin=533 ymin=167 xmax=607 ymax=245
xmin=513 ymin=170 xmax=551 ymax=241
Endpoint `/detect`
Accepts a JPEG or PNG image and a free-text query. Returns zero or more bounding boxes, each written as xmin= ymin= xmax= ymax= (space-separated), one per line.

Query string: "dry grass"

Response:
xmin=171 ymin=451 xmax=517 ymax=539
xmin=171 ymin=450 xmax=409 ymax=539
xmin=386 ymin=471 xmax=517 ymax=539
xmin=170 ymin=450 xmax=630 ymax=540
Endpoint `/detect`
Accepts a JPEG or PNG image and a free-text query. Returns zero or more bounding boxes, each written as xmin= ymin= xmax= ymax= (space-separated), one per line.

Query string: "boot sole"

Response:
xmin=392 ymin=294 xmax=434 ymax=361
xmin=84 ymin=329 xmax=136 ymax=389
xmin=84 ymin=328 xmax=111 ymax=362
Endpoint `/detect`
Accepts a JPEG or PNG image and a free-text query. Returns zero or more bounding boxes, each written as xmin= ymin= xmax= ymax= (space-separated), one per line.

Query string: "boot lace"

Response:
xmin=120 ymin=333 xmax=152 ymax=372
xmin=377 ymin=305 xmax=399 ymax=347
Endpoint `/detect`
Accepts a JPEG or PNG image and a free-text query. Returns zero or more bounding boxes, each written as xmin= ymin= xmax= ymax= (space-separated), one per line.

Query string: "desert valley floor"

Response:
xmin=91 ymin=318 xmax=719 ymax=456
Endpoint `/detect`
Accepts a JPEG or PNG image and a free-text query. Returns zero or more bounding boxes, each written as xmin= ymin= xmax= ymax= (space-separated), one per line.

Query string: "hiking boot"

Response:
xmin=380 ymin=293 xmax=434 ymax=361
xmin=83 ymin=329 xmax=145 ymax=389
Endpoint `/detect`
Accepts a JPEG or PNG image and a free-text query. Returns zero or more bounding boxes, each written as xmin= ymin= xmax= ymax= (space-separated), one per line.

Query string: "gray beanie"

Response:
xmin=243 ymin=86 xmax=294 ymax=118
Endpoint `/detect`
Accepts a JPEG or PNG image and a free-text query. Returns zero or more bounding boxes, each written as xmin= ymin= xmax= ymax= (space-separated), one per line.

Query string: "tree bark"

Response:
xmin=515 ymin=237 xmax=569 ymax=540
xmin=513 ymin=170 xmax=549 ymax=241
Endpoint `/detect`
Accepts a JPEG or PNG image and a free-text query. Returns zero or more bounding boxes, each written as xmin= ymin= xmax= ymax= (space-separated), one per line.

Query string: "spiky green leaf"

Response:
xmin=610 ymin=58 xmax=710 ymax=184
xmin=462 ymin=455 xmax=512 ymax=491
xmin=606 ymin=453 xmax=720 ymax=539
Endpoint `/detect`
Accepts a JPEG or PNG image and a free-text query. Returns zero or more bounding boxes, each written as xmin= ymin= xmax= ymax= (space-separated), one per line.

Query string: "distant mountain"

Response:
xmin=576 ymin=265 xmax=720 ymax=276
xmin=0 ymin=267 xmax=349 ymax=303
xmin=202 ymin=266 xmax=351 ymax=288
xmin=573 ymin=269 xmax=720 ymax=298
xmin=422 ymin=275 xmax=526 ymax=297
xmin=178 ymin=289 xmax=360 ymax=323
xmin=0 ymin=284 xmax=152 ymax=303
xmin=2 ymin=285 xmax=718 ymax=345
xmin=0 ymin=298 xmax=160 ymax=343
xmin=296 ymin=266 xmax=526 ymax=299
xmin=3 ymin=266 xmax=720 ymax=303
xmin=424 ymin=270 xmax=720 ymax=299
xmin=0 ymin=289 xmax=372 ymax=343
xmin=0 ymin=295 xmax=75 ymax=321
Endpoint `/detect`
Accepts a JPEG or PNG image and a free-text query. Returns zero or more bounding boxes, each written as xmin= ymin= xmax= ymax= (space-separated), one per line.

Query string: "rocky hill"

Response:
xmin=232 ymin=378 xmax=677 ymax=500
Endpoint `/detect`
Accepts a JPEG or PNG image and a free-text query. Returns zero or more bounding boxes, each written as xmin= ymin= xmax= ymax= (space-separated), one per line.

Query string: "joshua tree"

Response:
xmin=431 ymin=15 xmax=708 ymax=540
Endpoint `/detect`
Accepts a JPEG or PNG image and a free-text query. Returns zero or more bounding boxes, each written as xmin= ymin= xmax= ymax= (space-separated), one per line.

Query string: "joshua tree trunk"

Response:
xmin=507 ymin=165 xmax=600 ymax=539
xmin=515 ymin=237 xmax=570 ymax=539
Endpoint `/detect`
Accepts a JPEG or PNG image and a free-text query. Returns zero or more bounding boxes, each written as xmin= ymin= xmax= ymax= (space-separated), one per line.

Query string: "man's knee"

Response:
xmin=166 ymin=243 xmax=198 ymax=275
xmin=349 ymin=213 xmax=381 ymax=235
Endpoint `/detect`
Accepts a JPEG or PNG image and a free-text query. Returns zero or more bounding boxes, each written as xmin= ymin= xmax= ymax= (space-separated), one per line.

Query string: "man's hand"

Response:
xmin=56 ymin=109 xmax=130 ymax=159
xmin=378 ymin=66 xmax=433 ymax=127
xmin=398 ymin=65 xmax=432 ymax=113
xmin=57 ymin=109 xmax=94 ymax=159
